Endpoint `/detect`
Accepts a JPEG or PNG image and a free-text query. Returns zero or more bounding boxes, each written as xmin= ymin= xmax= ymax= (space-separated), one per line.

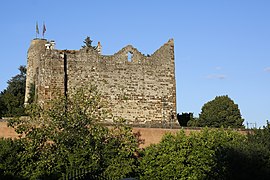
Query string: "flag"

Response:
xmin=42 ymin=22 xmax=46 ymax=37
xmin=36 ymin=22 xmax=39 ymax=35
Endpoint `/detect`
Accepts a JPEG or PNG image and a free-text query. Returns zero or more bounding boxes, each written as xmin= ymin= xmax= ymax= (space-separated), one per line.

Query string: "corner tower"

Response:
xmin=24 ymin=39 xmax=47 ymax=105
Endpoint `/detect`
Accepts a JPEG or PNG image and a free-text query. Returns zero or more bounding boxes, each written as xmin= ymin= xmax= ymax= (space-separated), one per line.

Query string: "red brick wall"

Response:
xmin=0 ymin=122 xmax=250 ymax=148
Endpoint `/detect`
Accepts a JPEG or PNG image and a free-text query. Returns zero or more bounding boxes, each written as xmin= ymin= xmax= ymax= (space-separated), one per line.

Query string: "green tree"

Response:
xmin=82 ymin=36 xmax=97 ymax=50
xmin=0 ymin=93 xmax=7 ymax=118
xmin=198 ymin=95 xmax=244 ymax=128
xmin=187 ymin=117 xmax=199 ymax=127
xmin=139 ymin=128 xmax=245 ymax=179
xmin=248 ymin=120 xmax=270 ymax=150
xmin=230 ymin=120 xmax=270 ymax=179
xmin=0 ymin=65 xmax=26 ymax=117
xmin=0 ymin=138 xmax=25 ymax=179
xmin=9 ymin=85 xmax=140 ymax=179
xmin=139 ymin=127 xmax=270 ymax=179
xmin=223 ymin=138 xmax=270 ymax=179
xmin=177 ymin=113 xmax=193 ymax=127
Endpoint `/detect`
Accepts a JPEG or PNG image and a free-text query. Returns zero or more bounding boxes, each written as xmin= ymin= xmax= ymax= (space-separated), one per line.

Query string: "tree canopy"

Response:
xmin=197 ymin=95 xmax=244 ymax=128
xmin=139 ymin=128 xmax=239 ymax=179
xmin=0 ymin=65 xmax=26 ymax=118
xmin=1 ymin=66 xmax=270 ymax=179
xmin=248 ymin=120 xmax=270 ymax=150
xmin=82 ymin=36 xmax=97 ymax=50
xmin=139 ymin=128 xmax=270 ymax=179
xmin=6 ymin=86 xmax=141 ymax=179
xmin=177 ymin=113 xmax=193 ymax=127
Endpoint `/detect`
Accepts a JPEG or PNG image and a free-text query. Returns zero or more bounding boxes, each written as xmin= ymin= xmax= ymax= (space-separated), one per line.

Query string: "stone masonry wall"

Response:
xmin=25 ymin=39 xmax=176 ymax=124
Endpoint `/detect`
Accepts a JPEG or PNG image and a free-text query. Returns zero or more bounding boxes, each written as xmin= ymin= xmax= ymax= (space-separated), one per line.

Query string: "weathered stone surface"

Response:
xmin=25 ymin=38 xmax=177 ymax=124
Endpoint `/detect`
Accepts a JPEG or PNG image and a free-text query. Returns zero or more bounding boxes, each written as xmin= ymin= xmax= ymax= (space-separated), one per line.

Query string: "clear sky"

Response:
xmin=0 ymin=0 xmax=269 ymax=127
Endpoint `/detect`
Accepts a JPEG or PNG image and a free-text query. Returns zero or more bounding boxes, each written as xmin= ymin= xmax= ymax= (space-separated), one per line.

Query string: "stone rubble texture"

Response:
xmin=25 ymin=38 xmax=177 ymax=124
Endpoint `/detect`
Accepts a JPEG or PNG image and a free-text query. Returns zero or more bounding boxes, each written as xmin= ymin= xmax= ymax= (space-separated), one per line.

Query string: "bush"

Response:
xmin=139 ymin=128 xmax=245 ymax=179
xmin=139 ymin=128 xmax=270 ymax=179
xmin=8 ymin=86 xmax=141 ymax=179
xmin=0 ymin=138 xmax=25 ymax=179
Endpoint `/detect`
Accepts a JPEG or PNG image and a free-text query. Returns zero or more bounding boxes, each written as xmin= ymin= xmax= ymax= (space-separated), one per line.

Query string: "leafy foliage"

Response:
xmin=8 ymin=86 xmax=141 ymax=179
xmin=177 ymin=113 xmax=193 ymax=126
xmin=139 ymin=127 xmax=270 ymax=179
xmin=0 ymin=138 xmax=25 ymax=179
xmin=102 ymin=119 xmax=141 ymax=179
xmin=248 ymin=120 xmax=270 ymax=150
xmin=198 ymin=95 xmax=244 ymax=128
xmin=233 ymin=120 xmax=270 ymax=179
xmin=0 ymin=94 xmax=6 ymax=118
xmin=224 ymin=139 xmax=270 ymax=179
xmin=0 ymin=65 xmax=26 ymax=117
xmin=27 ymin=83 xmax=35 ymax=104
xmin=1 ymin=68 xmax=270 ymax=179
xmin=82 ymin=36 xmax=97 ymax=50
xmin=139 ymin=128 xmax=245 ymax=179
xmin=187 ymin=117 xmax=199 ymax=127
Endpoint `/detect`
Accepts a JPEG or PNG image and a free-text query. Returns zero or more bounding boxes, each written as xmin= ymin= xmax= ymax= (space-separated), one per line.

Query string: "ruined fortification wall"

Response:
xmin=25 ymin=39 xmax=47 ymax=104
xmin=25 ymin=39 xmax=176 ymax=124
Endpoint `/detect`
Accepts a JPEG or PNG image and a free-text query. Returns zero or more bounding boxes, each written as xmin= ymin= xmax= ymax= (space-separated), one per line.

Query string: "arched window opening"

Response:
xmin=127 ymin=51 xmax=133 ymax=62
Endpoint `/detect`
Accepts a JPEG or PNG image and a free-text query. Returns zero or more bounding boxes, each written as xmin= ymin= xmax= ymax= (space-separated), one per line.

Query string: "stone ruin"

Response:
xmin=25 ymin=38 xmax=177 ymax=124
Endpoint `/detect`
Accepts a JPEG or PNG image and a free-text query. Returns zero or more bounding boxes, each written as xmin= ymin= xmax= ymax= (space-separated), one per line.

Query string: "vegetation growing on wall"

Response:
xmin=82 ymin=36 xmax=97 ymax=50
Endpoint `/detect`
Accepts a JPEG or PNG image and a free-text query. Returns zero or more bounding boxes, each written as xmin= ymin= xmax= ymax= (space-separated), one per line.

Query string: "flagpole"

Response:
xmin=42 ymin=22 xmax=44 ymax=39
xmin=42 ymin=22 xmax=46 ymax=39
xmin=36 ymin=22 xmax=39 ymax=39
xmin=36 ymin=22 xmax=37 ymax=38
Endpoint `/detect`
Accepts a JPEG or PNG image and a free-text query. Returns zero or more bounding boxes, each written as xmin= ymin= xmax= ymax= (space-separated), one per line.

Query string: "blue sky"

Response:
xmin=0 ymin=0 xmax=270 ymax=127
